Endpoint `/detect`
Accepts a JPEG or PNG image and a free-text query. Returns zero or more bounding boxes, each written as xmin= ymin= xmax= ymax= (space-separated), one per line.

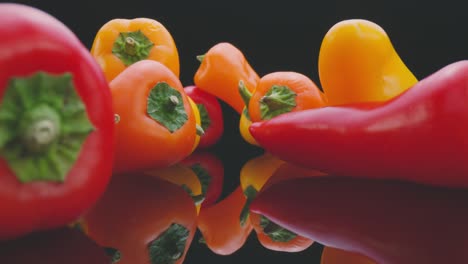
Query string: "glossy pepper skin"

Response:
xmin=111 ymin=60 xmax=196 ymax=173
xmin=180 ymin=151 xmax=224 ymax=208
xmin=251 ymin=177 xmax=468 ymax=264
xmin=184 ymin=86 xmax=224 ymax=149
xmin=0 ymin=4 xmax=114 ymax=240
xmin=318 ymin=19 xmax=417 ymax=105
xmin=197 ymin=186 xmax=253 ymax=255
xmin=83 ymin=173 xmax=197 ymax=264
xmin=250 ymin=60 xmax=468 ymax=188
xmin=91 ymin=18 xmax=179 ymax=82
xmin=321 ymin=247 xmax=376 ymax=264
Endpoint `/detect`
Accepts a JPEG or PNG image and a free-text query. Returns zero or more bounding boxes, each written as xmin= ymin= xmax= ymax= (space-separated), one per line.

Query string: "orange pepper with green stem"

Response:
xmin=240 ymin=71 xmax=327 ymax=123
xmin=193 ymin=42 xmax=260 ymax=146
xmin=318 ymin=19 xmax=417 ymax=105
xmin=91 ymin=18 xmax=179 ymax=82
xmin=197 ymin=186 xmax=253 ymax=255
xmin=111 ymin=60 xmax=197 ymax=173
xmin=145 ymin=164 xmax=204 ymax=215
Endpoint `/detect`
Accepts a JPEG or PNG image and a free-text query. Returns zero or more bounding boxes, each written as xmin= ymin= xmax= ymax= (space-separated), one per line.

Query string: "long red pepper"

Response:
xmin=249 ymin=60 xmax=468 ymax=188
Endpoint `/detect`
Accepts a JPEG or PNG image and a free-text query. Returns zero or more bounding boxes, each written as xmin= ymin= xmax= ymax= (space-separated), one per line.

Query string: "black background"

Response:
xmin=5 ymin=0 xmax=467 ymax=263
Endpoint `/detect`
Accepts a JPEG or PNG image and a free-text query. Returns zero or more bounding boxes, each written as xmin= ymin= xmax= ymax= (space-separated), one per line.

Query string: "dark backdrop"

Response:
xmin=6 ymin=0 xmax=467 ymax=263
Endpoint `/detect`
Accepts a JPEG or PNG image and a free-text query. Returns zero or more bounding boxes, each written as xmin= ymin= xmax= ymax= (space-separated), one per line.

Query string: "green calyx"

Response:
xmin=260 ymin=85 xmax=297 ymax=120
xmin=190 ymin=163 xmax=212 ymax=199
xmin=148 ymin=223 xmax=189 ymax=264
xmin=238 ymin=80 xmax=252 ymax=120
xmin=260 ymin=215 xmax=297 ymax=243
xmin=0 ymin=72 xmax=94 ymax=183
xmin=104 ymin=247 xmax=122 ymax=263
xmin=196 ymin=103 xmax=211 ymax=132
xmin=147 ymin=82 xmax=188 ymax=133
xmin=239 ymin=185 xmax=258 ymax=227
xmin=181 ymin=184 xmax=205 ymax=206
xmin=112 ymin=30 xmax=154 ymax=66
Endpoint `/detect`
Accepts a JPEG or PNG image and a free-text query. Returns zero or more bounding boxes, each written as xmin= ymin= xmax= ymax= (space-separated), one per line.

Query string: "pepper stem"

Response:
xmin=259 ymin=85 xmax=297 ymax=120
xmin=238 ymin=80 xmax=253 ymax=107
xmin=196 ymin=124 xmax=205 ymax=136
xmin=23 ymin=118 xmax=59 ymax=153
xmin=239 ymin=185 xmax=258 ymax=227
xmin=125 ymin=37 xmax=137 ymax=55
xmin=148 ymin=223 xmax=189 ymax=264
xmin=196 ymin=55 xmax=205 ymax=62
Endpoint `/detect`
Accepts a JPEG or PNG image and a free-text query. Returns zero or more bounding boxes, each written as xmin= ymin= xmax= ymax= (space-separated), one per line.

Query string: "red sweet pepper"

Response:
xmin=250 ymin=176 xmax=468 ymax=263
xmin=180 ymin=151 xmax=224 ymax=208
xmin=0 ymin=4 xmax=114 ymax=240
xmin=184 ymin=86 xmax=224 ymax=149
xmin=250 ymin=60 xmax=468 ymax=188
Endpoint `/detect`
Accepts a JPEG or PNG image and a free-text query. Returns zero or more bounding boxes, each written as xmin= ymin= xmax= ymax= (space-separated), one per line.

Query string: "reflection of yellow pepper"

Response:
xmin=239 ymin=152 xmax=285 ymax=225
xmin=145 ymin=164 xmax=203 ymax=214
xmin=318 ymin=19 xmax=418 ymax=105
xmin=187 ymin=96 xmax=203 ymax=152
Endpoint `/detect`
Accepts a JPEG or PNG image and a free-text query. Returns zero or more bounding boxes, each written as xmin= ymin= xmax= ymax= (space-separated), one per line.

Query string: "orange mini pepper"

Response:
xmin=241 ymin=71 xmax=327 ymax=123
xmin=83 ymin=173 xmax=197 ymax=264
xmin=91 ymin=18 xmax=179 ymax=82
xmin=111 ymin=60 xmax=196 ymax=173
xmin=145 ymin=164 xmax=204 ymax=214
xmin=194 ymin=42 xmax=258 ymax=114
xmin=197 ymin=186 xmax=253 ymax=255
xmin=318 ymin=19 xmax=417 ymax=105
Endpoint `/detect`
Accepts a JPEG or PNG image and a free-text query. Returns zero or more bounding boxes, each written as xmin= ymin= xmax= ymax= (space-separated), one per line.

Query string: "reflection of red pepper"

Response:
xmin=248 ymin=162 xmax=323 ymax=252
xmin=0 ymin=4 xmax=114 ymax=240
xmin=0 ymin=227 xmax=110 ymax=264
xmin=83 ymin=174 xmax=197 ymax=264
xmin=250 ymin=61 xmax=468 ymax=188
xmin=180 ymin=151 xmax=224 ymax=208
xmin=197 ymin=186 xmax=253 ymax=255
xmin=251 ymin=177 xmax=468 ymax=263
xmin=184 ymin=86 xmax=224 ymax=149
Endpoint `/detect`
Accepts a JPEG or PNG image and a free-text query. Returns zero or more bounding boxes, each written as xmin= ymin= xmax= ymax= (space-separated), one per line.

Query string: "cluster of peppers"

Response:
xmin=1 ymin=2 xmax=467 ymax=264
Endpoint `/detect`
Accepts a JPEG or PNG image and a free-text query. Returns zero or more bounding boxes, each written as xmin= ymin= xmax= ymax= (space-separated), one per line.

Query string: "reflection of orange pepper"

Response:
xmin=239 ymin=152 xmax=285 ymax=225
xmin=321 ymin=247 xmax=376 ymax=264
xmin=197 ymin=186 xmax=253 ymax=255
xmin=250 ymin=163 xmax=325 ymax=252
xmin=145 ymin=164 xmax=203 ymax=214
xmin=194 ymin=42 xmax=258 ymax=114
xmin=91 ymin=18 xmax=179 ymax=82
xmin=83 ymin=173 xmax=197 ymax=264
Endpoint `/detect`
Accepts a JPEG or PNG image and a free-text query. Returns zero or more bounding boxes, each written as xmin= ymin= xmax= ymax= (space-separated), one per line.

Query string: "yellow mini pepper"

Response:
xmin=318 ymin=19 xmax=418 ymax=105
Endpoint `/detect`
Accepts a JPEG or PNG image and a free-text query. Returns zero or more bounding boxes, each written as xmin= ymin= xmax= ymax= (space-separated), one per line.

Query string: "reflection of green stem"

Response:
xmin=148 ymin=223 xmax=189 ymax=264
xmin=239 ymin=185 xmax=258 ymax=226
xmin=260 ymin=215 xmax=297 ymax=242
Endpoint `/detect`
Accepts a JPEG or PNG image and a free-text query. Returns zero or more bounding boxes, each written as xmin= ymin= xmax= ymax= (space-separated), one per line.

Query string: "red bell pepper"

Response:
xmin=250 ymin=176 xmax=468 ymax=264
xmin=0 ymin=227 xmax=111 ymax=263
xmin=184 ymin=86 xmax=224 ymax=149
xmin=180 ymin=151 xmax=224 ymax=208
xmin=250 ymin=60 xmax=468 ymax=188
xmin=0 ymin=4 xmax=114 ymax=240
